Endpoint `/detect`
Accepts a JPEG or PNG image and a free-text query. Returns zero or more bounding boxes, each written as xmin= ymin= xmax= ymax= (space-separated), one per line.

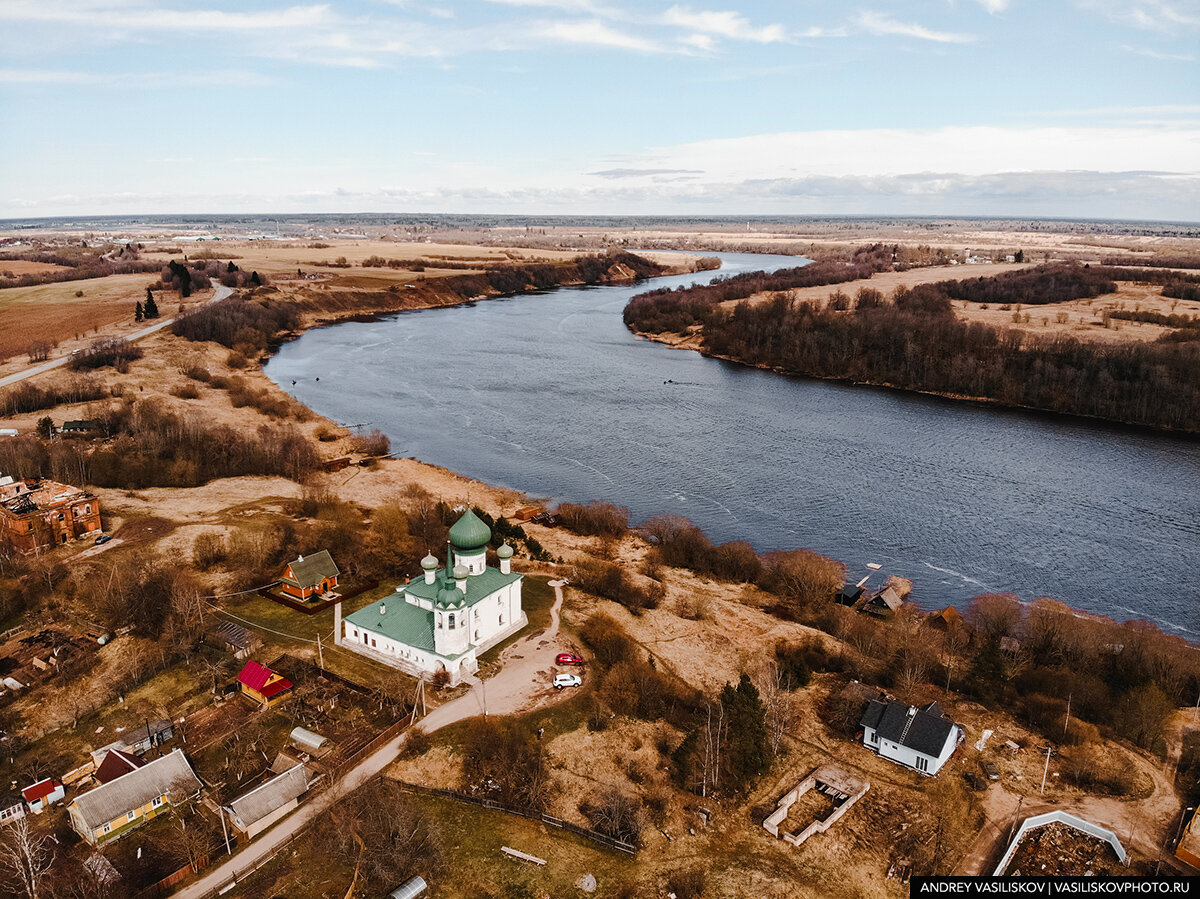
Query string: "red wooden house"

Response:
xmin=237 ymin=660 xmax=293 ymax=709
xmin=280 ymin=550 xmax=340 ymax=601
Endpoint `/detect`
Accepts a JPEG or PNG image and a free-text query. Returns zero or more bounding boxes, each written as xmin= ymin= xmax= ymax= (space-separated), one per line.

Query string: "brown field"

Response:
xmin=143 ymin=238 xmax=579 ymax=280
xmin=0 ymin=259 xmax=72 ymax=275
xmin=0 ymin=272 xmax=173 ymax=361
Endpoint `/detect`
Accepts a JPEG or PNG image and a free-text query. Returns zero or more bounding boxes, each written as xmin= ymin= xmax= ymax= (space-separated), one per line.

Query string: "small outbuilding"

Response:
xmin=94 ymin=749 xmax=145 ymax=785
xmin=212 ymin=620 xmax=260 ymax=659
xmin=862 ymin=586 xmax=903 ymax=617
xmin=237 ymin=660 xmax=293 ymax=709
xmin=289 ymin=726 xmax=329 ymax=755
xmin=22 ymin=778 xmax=65 ymax=813
xmin=0 ymin=791 xmax=26 ymax=825
xmin=388 ymin=876 xmax=429 ymax=899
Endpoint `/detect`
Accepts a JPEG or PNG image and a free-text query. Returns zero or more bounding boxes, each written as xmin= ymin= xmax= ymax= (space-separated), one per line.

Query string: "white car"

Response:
xmin=553 ymin=673 xmax=582 ymax=690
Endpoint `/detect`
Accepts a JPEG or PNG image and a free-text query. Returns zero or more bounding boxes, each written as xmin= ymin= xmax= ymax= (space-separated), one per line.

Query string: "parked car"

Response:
xmin=94 ymin=534 xmax=112 ymax=545
xmin=553 ymin=674 xmax=582 ymax=690
xmin=555 ymin=652 xmax=584 ymax=666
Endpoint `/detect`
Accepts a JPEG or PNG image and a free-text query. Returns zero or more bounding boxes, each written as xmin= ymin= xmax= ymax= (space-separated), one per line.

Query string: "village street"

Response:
xmin=173 ymin=580 xmax=570 ymax=899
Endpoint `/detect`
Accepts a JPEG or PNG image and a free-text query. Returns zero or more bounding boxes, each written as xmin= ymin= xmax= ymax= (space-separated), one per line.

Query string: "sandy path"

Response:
xmin=173 ymin=581 xmax=570 ymax=898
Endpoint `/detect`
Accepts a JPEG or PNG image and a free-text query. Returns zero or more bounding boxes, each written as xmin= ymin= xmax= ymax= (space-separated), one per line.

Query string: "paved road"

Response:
xmin=174 ymin=580 xmax=570 ymax=898
xmin=0 ymin=284 xmax=233 ymax=389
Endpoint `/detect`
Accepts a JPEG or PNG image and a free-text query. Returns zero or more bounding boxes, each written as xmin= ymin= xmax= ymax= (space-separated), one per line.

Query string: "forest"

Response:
xmin=625 ymin=262 xmax=1200 ymax=433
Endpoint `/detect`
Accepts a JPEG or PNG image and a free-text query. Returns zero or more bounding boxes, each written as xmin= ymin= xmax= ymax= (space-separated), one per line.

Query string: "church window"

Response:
xmin=436 ymin=613 xmax=442 ymax=629
xmin=449 ymin=613 xmax=456 ymax=630
xmin=499 ymin=613 xmax=505 ymax=625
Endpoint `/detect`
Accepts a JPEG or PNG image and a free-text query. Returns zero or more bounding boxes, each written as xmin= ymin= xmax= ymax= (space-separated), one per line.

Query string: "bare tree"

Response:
xmin=966 ymin=593 xmax=1023 ymax=642
xmin=757 ymin=660 xmax=794 ymax=757
xmin=0 ymin=815 xmax=54 ymax=899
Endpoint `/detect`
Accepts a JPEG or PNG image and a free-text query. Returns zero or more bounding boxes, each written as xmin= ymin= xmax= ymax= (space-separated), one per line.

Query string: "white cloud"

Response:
xmin=607 ymin=125 xmax=1200 ymax=181
xmin=662 ymin=6 xmax=787 ymax=43
xmin=857 ymin=11 xmax=975 ymax=42
xmin=1120 ymin=43 xmax=1196 ymax=59
xmin=1077 ymin=0 xmax=1200 ymax=31
xmin=535 ymin=20 xmax=669 ymax=52
xmin=0 ymin=67 xmax=276 ymax=86
xmin=973 ymin=0 xmax=1011 ymax=13
xmin=0 ymin=1 xmax=333 ymax=31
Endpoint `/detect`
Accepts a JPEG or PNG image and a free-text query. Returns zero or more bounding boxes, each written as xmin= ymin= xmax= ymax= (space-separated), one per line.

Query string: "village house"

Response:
xmin=280 ymin=550 xmax=340 ymax=601
xmin=222 ymin=763 xmax=310 ymax=840
xmin=0 ymin=475 xmax=101 ymax=553
xmin=860 ymin=699 xmax=963 ymax=775
xmin=337 ymin=509 xmax=526 ymax=686
xmin=68 ymin=749 xmax=202 ymax=844
xmin=22 ymin=777 xmax=64 ymax=813
xmin=237 ymin=660 xmax=294 ymax=709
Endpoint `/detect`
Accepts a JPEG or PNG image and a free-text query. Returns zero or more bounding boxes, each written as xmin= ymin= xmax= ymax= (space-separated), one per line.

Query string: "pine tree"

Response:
xmin=144 ymin=295 xmax=159 ymax=319
xmin=146 ymin=286 xmax=153 ymax=303
xmin=135 ymin=301 xmax=144 ymax=322
xmin=250 ymin=271 xmax=261 ymax=286
xmin=720 ymin=674 xmax=772 ymax=790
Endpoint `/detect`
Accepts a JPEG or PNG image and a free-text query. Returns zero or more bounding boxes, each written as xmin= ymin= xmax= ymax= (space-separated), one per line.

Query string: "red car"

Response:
xmin=556 ymin=652 xmax=584 ymax=666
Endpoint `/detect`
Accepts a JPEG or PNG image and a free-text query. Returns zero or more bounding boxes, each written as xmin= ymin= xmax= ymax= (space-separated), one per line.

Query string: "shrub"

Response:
xmin=67 ymin=338 xmax=143 ymax=371
xmin=171 ymin=383 xmax=200 ymax=400
xmin=668 ymin=869 xmax=706 ymax=899
xmin=556 ymin=501 xmax=629 ymax=537
xmin=193 ymin=532 xmax=227 ymax=569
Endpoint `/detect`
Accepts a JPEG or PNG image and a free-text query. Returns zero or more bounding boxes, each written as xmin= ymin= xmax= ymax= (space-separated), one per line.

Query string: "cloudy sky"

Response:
xmin=1 ymin=0 xmax=1198 ymax=219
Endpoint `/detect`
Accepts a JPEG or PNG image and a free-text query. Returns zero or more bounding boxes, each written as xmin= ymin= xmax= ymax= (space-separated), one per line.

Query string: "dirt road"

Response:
xmin=174 ymin=580 xmax=570 ymax=898
xmin=954 ymin=740 xmax=1184 ymax=875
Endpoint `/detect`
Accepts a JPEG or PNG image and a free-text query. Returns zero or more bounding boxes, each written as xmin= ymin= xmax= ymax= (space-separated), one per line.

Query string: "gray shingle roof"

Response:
xmin=70 ymin=750 xmax=201 ymax=832
xmin=860 ymin=699 xmax=957 ymax=758
xmin=226 ymin=764 xmax=309 ymax=829
xmin=284 ymin=551 xmax=339 ymax=589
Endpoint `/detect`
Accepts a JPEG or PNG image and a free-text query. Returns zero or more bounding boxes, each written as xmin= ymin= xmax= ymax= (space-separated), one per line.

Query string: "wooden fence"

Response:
xmin=392 ymin=780 xmax=638 ymax=855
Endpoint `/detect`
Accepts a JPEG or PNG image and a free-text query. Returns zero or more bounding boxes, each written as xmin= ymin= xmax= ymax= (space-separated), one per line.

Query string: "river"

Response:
xmin=265 ymin=253 xmax=1200 ymax=633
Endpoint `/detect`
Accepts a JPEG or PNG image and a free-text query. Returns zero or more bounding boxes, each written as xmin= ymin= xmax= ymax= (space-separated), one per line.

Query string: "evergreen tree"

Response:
xmin=146 ymin=286 xmax=153 ymax=303
xmin=135 ymin=301 xmax=144 ymax=322
xmin=227 ymin=261 xmax=238 ymax=273
xmin=36 ymin=416 xmax=54 ymax=439
xmin=720 ymin=674 xmax=772 ymax=789
xmin=250 ymin=271 xmax=261 ymax=286
xmin=144 ymin=295 xmax=159 ymax=319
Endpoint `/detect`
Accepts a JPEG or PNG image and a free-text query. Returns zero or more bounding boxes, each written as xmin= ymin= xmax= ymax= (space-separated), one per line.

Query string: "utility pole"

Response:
xmin=1063 ymin=693 xmax=1071 ymax=741
xmin=316 ymin=633 xmax=324 ymax=670
xmin=219 ymin=806 xmax=232 ymax=856
xmin=1040 ymin=745 xmax=1053 ymax=794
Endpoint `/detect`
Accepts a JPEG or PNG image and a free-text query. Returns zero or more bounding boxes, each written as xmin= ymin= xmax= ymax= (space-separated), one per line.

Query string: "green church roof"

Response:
xmin=449 ymin=509 xmax=492 ymax=551
xmin=344 ymin=599 xmax=437 ymax=653
xmin=405 ymin=565 xmax=522 ymax=609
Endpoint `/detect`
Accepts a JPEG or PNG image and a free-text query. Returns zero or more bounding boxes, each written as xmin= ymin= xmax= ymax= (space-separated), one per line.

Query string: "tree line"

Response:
xmin=624 ymin=244 xmax=896 ymax=333
xmin=0 ymin=245 xmax=162 ymax=288
xmin=172 ymin=295 xmax=301 ymax=350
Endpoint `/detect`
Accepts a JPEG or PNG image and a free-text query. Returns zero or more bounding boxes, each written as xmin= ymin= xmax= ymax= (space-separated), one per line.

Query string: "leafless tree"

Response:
xmin=26 ymin=341 xmax=51 ymax=363
xmin=757 ymin=660 xmax=794 ymax=756
xmin=0 ymin=815 xmax=54 ymax=899
xmin=966 ymin=592 xmax=1023 ymax=642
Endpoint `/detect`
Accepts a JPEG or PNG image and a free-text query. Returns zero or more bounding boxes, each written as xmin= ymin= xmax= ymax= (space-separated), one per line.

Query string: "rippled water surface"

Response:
xmin=266 ymin=253 xmax=1200 ymax=632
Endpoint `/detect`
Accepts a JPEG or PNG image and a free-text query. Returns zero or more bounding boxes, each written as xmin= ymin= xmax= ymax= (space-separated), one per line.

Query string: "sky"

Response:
xmin=1 ymin=0 xmax=1198 ymax=220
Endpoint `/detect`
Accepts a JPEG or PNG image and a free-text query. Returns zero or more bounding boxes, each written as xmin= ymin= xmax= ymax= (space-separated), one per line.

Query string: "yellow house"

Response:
xmin=68 ymin=749 xmax=202 ymax=844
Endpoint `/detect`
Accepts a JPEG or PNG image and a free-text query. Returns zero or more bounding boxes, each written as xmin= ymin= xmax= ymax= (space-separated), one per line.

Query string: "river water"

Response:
xmin=265 ymin=253 xmax=1200 ymax=633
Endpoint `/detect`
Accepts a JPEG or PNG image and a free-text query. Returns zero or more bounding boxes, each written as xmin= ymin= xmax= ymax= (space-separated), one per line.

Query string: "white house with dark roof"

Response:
xmin=859 ymin=699 xmax=962 ymax=775
xmin=336 ymin=509 xmax=525 ymax=686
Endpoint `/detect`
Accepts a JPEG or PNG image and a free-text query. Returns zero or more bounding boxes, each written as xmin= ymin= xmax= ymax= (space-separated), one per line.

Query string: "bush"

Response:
xmin=192 ymin=532 xmax=227 ymax=569
xmin=556 ymin=501 xmax=629 ymax=537
xmin=171 ymin=383 xmax=200 ymax=400
xmin=67 ymin=338 xmax=143 ymax=371
xmin=774 ymin=643 xmax=813 ymax=690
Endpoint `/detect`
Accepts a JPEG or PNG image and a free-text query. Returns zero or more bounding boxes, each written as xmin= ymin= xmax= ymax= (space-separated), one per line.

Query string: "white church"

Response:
xmin=335 ymin=509 xmax=526 ymax=685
